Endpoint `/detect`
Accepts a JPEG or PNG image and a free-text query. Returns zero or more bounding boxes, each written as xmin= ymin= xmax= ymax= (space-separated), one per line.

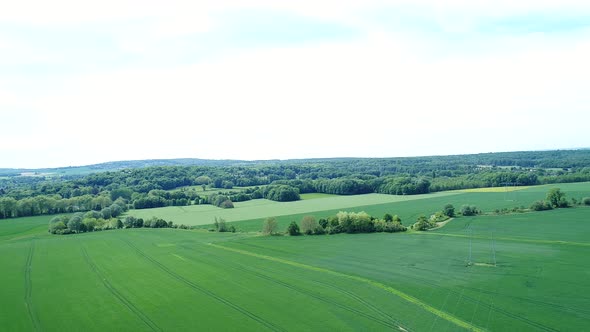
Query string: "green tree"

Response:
xmin=100 ymin=207 xmax=112 ymax=219
xmin=49 ymin=221 xmax=67 ymax=234
xmin=67 ymin=214 xmax=83 ymax=233
xmin=214 ymin=217 xmax=227 ymax=232
xmin=219 ymin=200 xmax=234 ymax=209
xmin=123 ymin=216 xmax=137 ymax=228
xmin=287 ymin=221 xmax=300 ymax=236
xmin=110 ymin=187 xmax=133 ymax=201
xmin=443 ymin=204 xmax=455 ymax=217
xmin=531 ymin=200 xmax=552 ymax=211
xmin=583 ymin=197 xmax=590 ymax=206
xmin=461 ymin=205 xmax=479 ymax=216
xmin=414 ymin=215 xmax=433 ymax=231
xmin=262 ymin=217 xmax=278 ymax=235
xmin=547 ymin=188 xmax=568 ymax=208
xmin=383 ymin=213 xmax=393 ymax=222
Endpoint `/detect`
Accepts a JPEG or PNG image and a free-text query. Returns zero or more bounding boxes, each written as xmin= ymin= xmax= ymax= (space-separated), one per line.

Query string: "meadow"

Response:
xmin=1 ymin=182 xmax=589 ymax=331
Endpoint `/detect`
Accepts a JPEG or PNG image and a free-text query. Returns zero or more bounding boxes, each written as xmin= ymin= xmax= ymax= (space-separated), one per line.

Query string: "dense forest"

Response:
xmin=1 ymin=149 xmax=590 ymax=219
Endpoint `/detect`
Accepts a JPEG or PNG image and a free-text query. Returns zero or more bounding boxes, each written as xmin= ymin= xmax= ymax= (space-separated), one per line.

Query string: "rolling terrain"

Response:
xmin=1 ymin=183 xmax=589 ymax=331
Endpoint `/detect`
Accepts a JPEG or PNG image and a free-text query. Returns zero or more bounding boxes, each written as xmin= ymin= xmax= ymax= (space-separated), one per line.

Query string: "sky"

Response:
xmin=1 ymin=0 xmax=589 ymax=168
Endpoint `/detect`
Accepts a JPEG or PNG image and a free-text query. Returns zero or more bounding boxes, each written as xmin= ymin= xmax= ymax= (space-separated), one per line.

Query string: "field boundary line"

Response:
xmin=209 ymin=243 xmax=484 ymax=332
xmin=80 ymin=247 xmax=162 ymax=332
xmin=413 ymin=232 xmax=590 ymax=247
xmin=24 ymin=240 xmax=41 ymax=332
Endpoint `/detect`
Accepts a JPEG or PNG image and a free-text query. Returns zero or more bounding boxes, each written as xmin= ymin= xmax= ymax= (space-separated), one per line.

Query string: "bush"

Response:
xmin=214 ymin=217 xmax=227 ymax=232
xmin=443 ymin=204 xmax=455 ymax=217
xmin=300 ymin=216 xmax=318 ymax=235
xmin=583 ymin=197 xmax=590 ymax=206
xmin=414 ymin=215 xmax=436 ymax=231
xmin=287 ymin=221 xmax=300 ymax=235
xmin=530 ymin=200 xmax=553 ymax=211
xmin=219 ymin=199 xmax=234 ymax=209
xmin=313 ymin=225 xmax=326 ymax=235
xmin=262 ymin=217 xmax=279 ymax=235
xmin=429 ymin=211 xmax=449 ymax=222
xmin=460 ymin=205 xmax=480 ymax=216
xmin=49 ymin=221 xmax=67 ymax=234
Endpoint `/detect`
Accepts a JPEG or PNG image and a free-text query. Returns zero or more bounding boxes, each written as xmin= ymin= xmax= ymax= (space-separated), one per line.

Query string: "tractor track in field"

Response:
xmin=403 ymin=265 xmax=561 ymax=332
xmin=24 ymin=240 xmax=41 ymax=332
xmin=121 ymin=239 xmax=285 ymax=332
xmin=209 ymin=243 xmax=484 ymax=332
xmin=191 ymin=248 xmax=411 ymax=331
xmin=80 ymin=247 xmax=162 ymax=332
xmin=407 ymin=262 xmax=590 ymax=318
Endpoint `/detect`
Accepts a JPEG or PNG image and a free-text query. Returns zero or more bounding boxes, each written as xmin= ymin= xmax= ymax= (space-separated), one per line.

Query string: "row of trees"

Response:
xmin=265 ymin=211 xmax=407 ymax=236
xmin=530 ymin=188 xmax=577 ymax=211
xmin=49 ymin=213 xmax=186 ymax=235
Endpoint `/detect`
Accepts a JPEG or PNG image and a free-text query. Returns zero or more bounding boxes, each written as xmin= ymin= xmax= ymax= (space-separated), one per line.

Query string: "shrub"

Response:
xmin=219 ymin=199 xmax=234 ymax=209
xmin=414 ymin=215 xmax=435 ymax=231
xmin=313 ymin=225 xmax=326 ymax=235
xmin=262 ymin=217 xmax=279 ymax=235
xmin=429 ymin=211 xmax=449 ymax=222
xmin=49 ymin=221 xmax=67 ymax=234
xmin=214 ymin=217 xmax=227 ymax=232
xmin=300 ymin=216 xmax=318 ymax=235
xmin=461 ymin=205 xmax=480 ymax=216
xmin=530 ymin=200 xmax=552 ymax=211
xmin=583 ymin=197 xmax=590 ymax=206
xmin=443 ymin=204 xmax=455 ymax=217
xmin=287 ymin=221 xmax=300 ymax=236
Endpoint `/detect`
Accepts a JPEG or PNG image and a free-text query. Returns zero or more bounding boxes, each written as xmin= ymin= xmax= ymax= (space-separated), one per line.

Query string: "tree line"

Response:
xmin=3 ymin=150 xmax=590 ymax=219
xmin=49 ymin=213 xmax=189 ymax=235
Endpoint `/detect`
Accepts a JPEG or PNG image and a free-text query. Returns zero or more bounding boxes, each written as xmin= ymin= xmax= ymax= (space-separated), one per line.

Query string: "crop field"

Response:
xmin=299 ymin=193 xmax=339 ymax=200
xmin=1 ymin=182 xmax=589 ymax=331
xmin=459 ymin=186 xmax=532 ymax=193
xmin=192 ymin=182 xmax=590 ymax=232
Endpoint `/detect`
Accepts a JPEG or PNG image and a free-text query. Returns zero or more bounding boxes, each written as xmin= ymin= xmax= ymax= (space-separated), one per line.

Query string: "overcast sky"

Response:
xmin=1 ymin=1 xmax=589 ymax=168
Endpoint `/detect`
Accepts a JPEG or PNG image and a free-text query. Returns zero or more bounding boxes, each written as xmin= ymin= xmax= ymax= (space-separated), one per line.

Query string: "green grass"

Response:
xmin=1 ymin=182 xmax=590 ymax=331
xmin=299 ymin=193 xmax=339 ymax=200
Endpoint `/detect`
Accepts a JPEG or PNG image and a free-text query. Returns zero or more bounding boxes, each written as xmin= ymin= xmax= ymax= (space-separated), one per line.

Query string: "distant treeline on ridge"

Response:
xmin=1 ymin=150 xmax=590 ymax=219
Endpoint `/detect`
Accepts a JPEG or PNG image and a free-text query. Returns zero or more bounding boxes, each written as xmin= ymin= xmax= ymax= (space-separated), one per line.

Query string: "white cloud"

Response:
xmin=17 ymin=27 xmax=585 ymax=165
xmin=1 ymin=1 xmax=590 ymax=167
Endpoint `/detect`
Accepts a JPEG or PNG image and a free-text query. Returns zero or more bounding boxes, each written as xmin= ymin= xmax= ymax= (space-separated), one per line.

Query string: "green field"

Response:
xmin=141 ymin=182 xmax=589 ymax=232
xmin=1 ymin=183 xmax=590 ymax=331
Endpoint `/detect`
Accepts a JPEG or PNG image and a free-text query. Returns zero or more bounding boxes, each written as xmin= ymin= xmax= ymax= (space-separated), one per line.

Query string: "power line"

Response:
xmin=491 ymin=231 xmax=497 ymax=267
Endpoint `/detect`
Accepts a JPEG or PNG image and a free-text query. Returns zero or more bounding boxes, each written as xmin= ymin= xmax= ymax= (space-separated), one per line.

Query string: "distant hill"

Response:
xmin=0 ymin=159 xmax=253 ymax=177
xmin=1 ymin=149 xmax=590 ymax=178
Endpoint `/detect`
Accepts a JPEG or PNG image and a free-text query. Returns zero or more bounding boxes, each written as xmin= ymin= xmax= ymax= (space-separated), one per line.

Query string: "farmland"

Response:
xmin=130 ymin=182 xmax=590 ymax=232
xmin=1 ymin=182 xmax=589 ymax=331
xmin=127 ymin=191 xmax=460 ymax=227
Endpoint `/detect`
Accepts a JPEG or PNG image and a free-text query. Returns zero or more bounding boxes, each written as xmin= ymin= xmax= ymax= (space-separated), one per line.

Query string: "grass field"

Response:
xmin=1 ymin=182 xmax=589 ymax=331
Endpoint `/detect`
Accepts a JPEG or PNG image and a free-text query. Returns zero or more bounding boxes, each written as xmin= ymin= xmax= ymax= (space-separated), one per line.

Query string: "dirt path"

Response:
xmin=429 ymin=218 xmax=454 ymax=231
